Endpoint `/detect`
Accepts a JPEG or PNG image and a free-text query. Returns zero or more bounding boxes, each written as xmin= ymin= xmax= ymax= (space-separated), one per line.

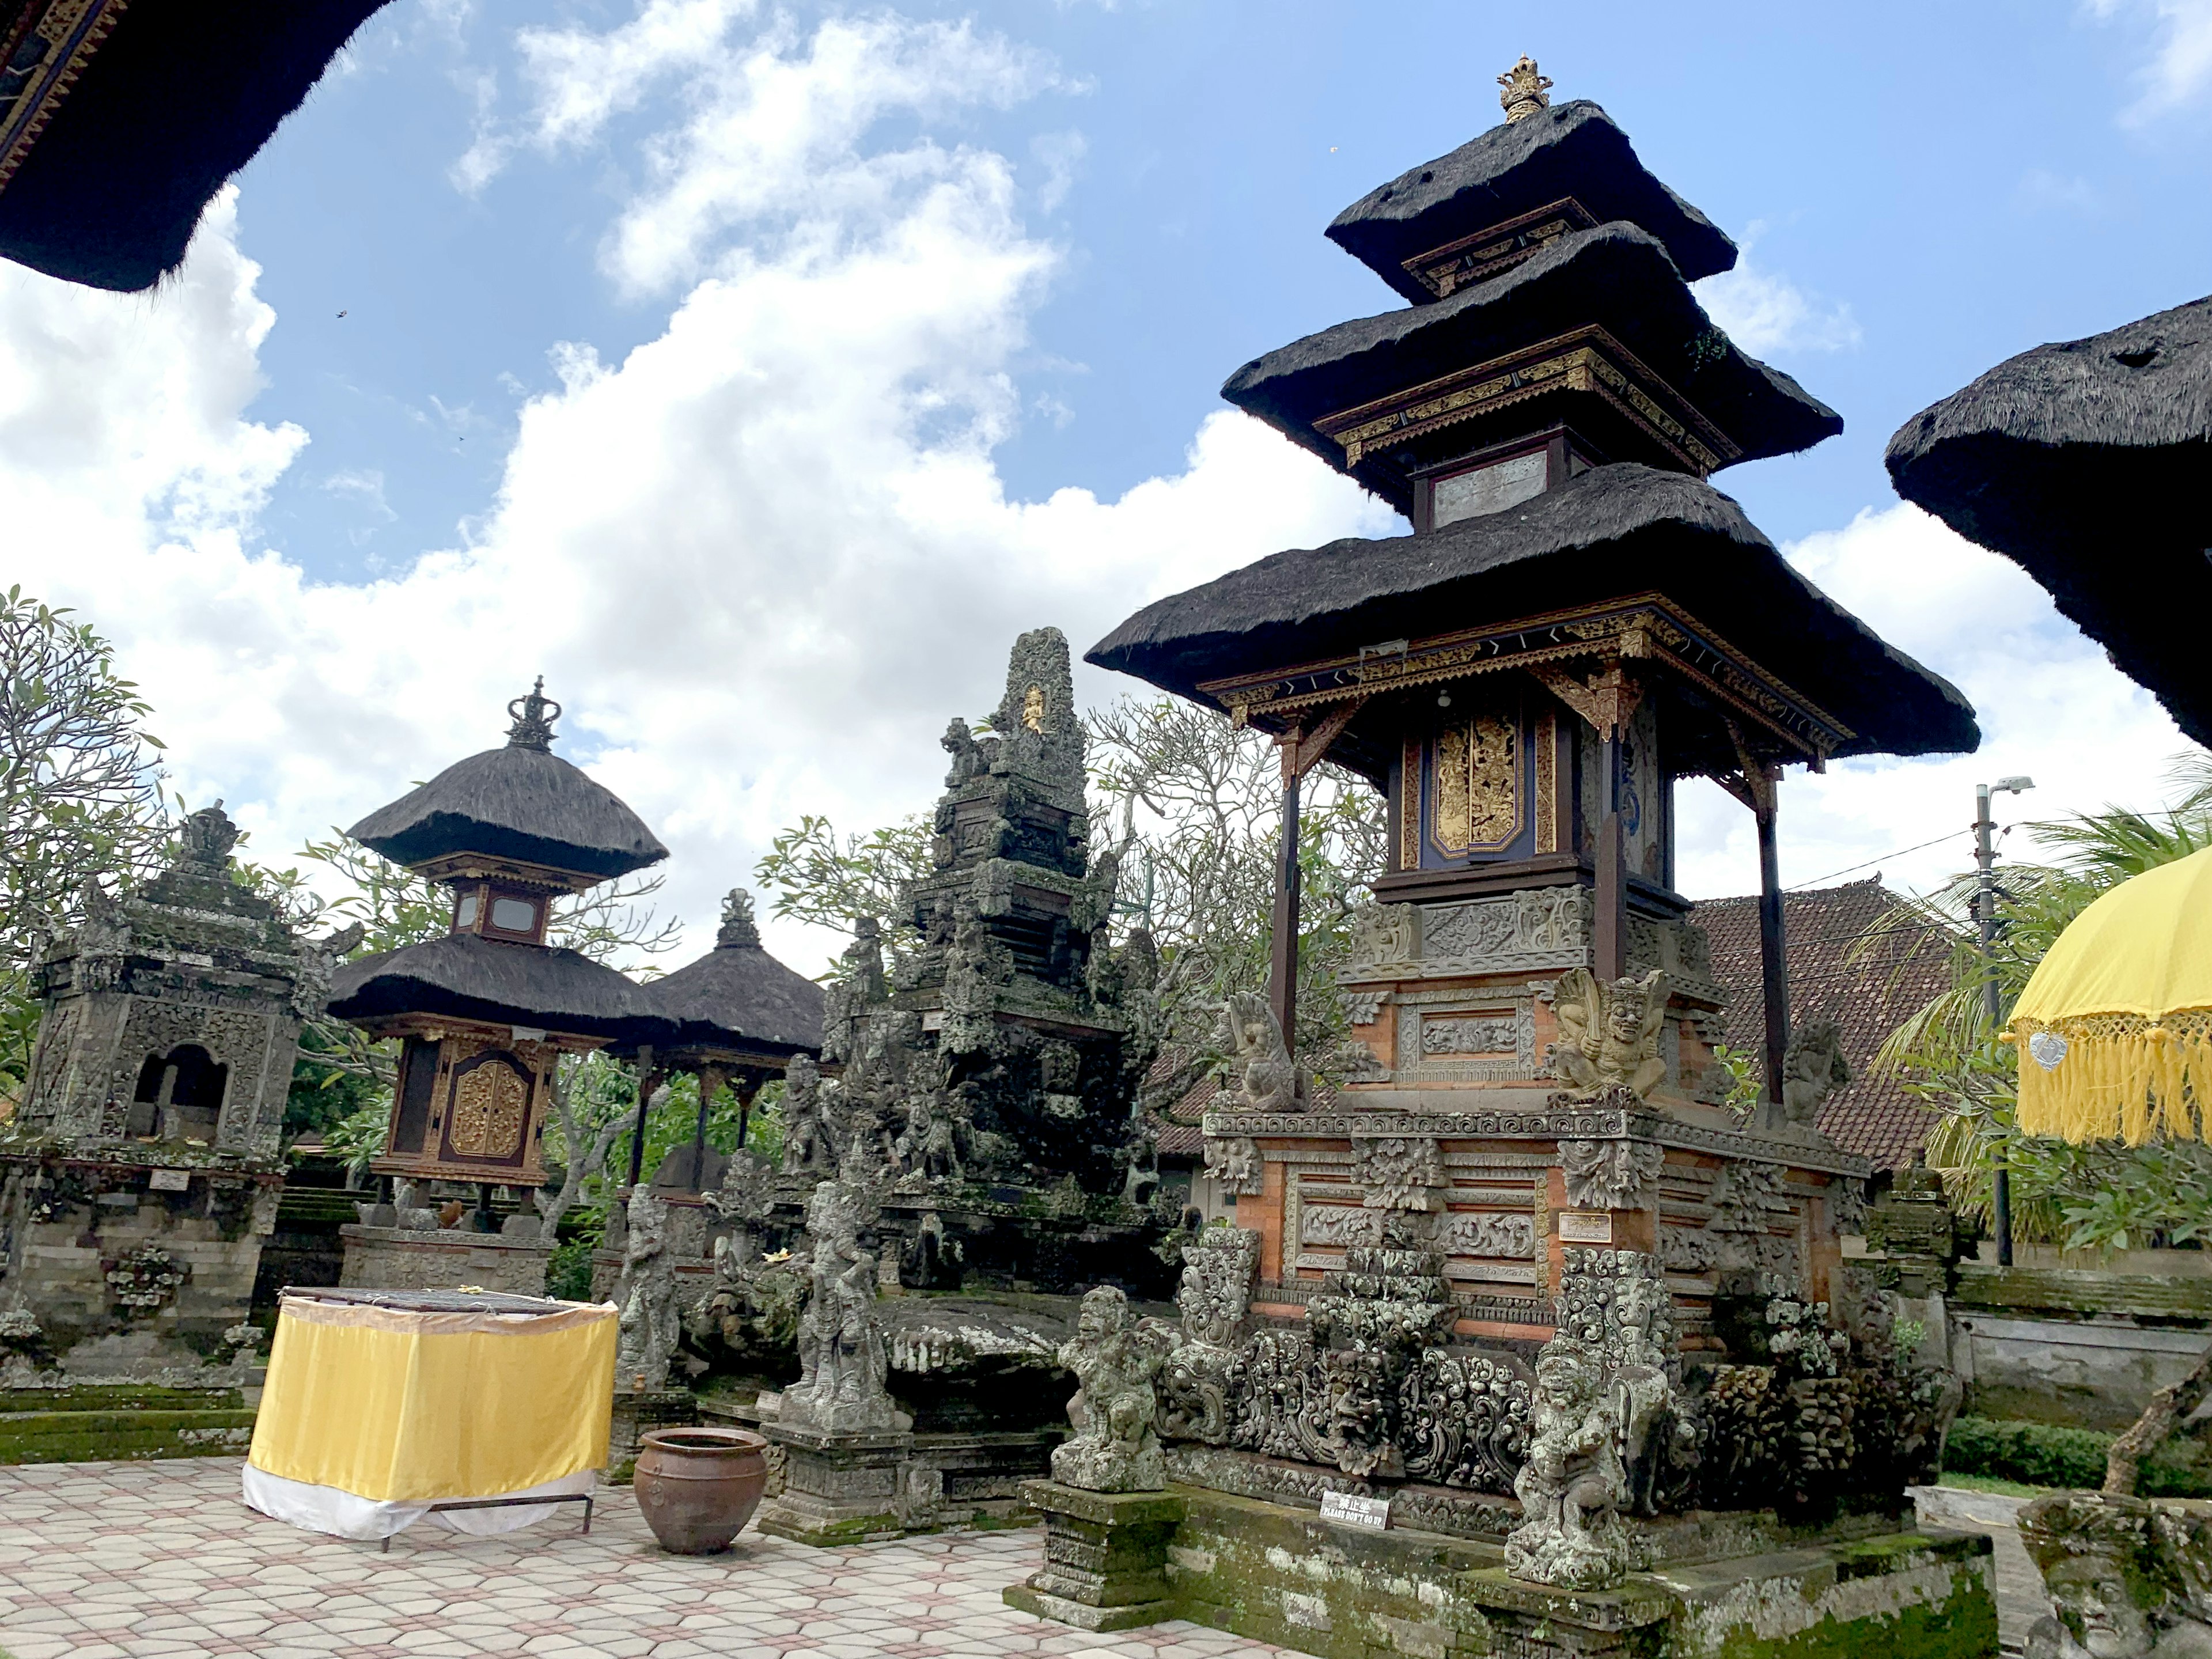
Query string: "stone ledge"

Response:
xmin=1018 ymin=1479 xmax=1185 ymax=1527
xmin=1001 ymin=1582 xmax=1177 ymax=1631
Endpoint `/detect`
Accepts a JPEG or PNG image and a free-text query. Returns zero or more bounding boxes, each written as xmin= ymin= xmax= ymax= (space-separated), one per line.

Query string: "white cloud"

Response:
xmin=1673 ymin=503 xmax=2193 ymax=903
xmin=1694 ymin=222 xmax=1862 ymax=356
xmin=2090 ymin=0 xmax=2212 ymax=118
xmin=6 ymin=3 xmax=2185 ymax=991
xmin=2 ymin=14 xmax=1388 ymax=978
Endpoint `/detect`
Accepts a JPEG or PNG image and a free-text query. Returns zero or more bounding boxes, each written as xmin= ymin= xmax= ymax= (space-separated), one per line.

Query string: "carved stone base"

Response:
xmin=1162 ymin=1482 xmax=1998 ymax=1659
xmin=753 ymin=1422 xmax=921 ymax=1546
xmin=1002 ymin=1481 xmax=1184 ymax=1631
xmin=338 ymin=1224 xmax=551 ymax=1296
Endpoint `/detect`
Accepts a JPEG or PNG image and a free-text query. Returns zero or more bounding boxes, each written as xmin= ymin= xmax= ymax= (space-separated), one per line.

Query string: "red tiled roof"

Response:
xmin=1688 ymin=878 xmax=1955 ymax=1169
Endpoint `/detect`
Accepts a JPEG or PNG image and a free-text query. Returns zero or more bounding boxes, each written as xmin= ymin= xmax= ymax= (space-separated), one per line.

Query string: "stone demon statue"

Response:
xmin=1052 ymin=1285 xmax=1168 ymax=1492
xmin=1551 ymin=968 xmax=1668 ymax=1100
xmin=2021 ymin=1494 xmax=2212 ymax=1659
xmin=1506 ymin=1334 xmax=1634 ymax=1589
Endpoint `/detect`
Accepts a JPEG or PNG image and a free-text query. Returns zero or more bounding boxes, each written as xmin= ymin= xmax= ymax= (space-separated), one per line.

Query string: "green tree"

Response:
xmin=1876 ymin=755 xmax=2212 ymax=1250
xmin=0 ymin=588 xmax=171 ymax=1094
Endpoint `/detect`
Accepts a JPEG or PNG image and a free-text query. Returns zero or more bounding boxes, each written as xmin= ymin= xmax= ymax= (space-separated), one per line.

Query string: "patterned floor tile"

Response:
xmin=0 ymin=1460 xmax=1293 ymax=1659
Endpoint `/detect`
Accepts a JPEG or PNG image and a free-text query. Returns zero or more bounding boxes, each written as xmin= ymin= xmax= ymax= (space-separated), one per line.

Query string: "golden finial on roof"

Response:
xmin=1498 ymin=56 xmax=1554 ymax=123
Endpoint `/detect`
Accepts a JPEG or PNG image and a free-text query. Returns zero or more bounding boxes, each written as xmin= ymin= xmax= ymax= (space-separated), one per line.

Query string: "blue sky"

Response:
xmin=5 ymin=0 xmax=2209 ymax=969
xmin=237 ymin=0 xmax=2212 ymax=573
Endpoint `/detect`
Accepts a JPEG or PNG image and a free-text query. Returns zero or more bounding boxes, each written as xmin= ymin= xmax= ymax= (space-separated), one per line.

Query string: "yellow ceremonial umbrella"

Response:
xmin=2012 ymin=844 xmax=2212 ymax=1144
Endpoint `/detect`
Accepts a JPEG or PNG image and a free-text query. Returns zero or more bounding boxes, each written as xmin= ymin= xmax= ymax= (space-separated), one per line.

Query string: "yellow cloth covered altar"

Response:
xmin=244 ymin=1290 xmax=616 ymax=1539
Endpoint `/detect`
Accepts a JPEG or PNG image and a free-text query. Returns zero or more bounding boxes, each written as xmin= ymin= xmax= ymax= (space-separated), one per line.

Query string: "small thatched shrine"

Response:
xmin=328 ymin=681 xmax=673 ymax=1290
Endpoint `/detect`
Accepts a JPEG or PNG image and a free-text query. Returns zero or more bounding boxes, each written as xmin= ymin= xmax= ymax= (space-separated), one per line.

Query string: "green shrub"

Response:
xmin=1944 ymin=1416 xmax=2111 ymax=1489
xmin=546 ymin=1237 xmax=597 ymax=1302
xmin=1945 ymin=1414 xmax=2212 ymax=1497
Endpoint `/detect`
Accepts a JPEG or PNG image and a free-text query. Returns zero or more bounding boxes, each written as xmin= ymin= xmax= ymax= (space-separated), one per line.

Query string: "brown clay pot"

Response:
xmin=633 ymin=1426 xmax=770 ymax=1554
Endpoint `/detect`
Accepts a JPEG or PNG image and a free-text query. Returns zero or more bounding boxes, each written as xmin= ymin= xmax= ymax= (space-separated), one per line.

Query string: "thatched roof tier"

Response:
xmin=1328 ymin=101 xmax=1737 ymax=303
xmin=0 ymin=0 xmax=397 ymax=291
xmin=1223 ymin=225 xmax=1839 ymax=516
xmin=1088 ymin=463 xmax=1978 ymax=780
xmin=349 ymin=743 xmax=670 ymax=884
xmin=328 ymin=932 xmax=671 ymax=1044
xmin=1885 ymin=293 xmax=2212 ymax=747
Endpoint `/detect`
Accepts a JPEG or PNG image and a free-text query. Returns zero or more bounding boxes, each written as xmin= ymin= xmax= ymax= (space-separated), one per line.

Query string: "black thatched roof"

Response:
xmin=1088 ymin=462 xmax=1979 ymax=766
xmin=1885 ymin=293 xmax=2212 ymax=748
xmin=328 ymin=932 xmax=672 ymax=1044
xmin=1328 ymin=100 xmax=1737 ymax=302
xmin=639 ymin=940 xmax=825 ymax=1059
xmin=0 ymin=0 xmax=397 ymax=291
xmin=349 ymin=744 xmax=669 ymax=882
xmin=1223 ymin=225 xmax=1839 ymax=503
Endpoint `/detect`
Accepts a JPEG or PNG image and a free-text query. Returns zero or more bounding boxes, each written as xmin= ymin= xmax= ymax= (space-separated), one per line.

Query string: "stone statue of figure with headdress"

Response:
xmin=781 ymin=1179 xmax=903 ymax=1434
xmin=615 ymin=1180 xmax=680 ymax=1391
xmin=1505 ymin=1333 xmax=1634 ymax=1590
xmin=1219 ymin=991 xmax=1305 ymax=1112
xmin=1551 ymin=968 xmax=1669 ymax=1100
xmin=1779 ymin=1018 xmax=1851 ymax=1129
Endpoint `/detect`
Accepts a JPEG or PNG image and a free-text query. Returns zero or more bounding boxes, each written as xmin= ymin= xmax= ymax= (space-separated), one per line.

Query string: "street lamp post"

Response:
xmin=1974 ymin=776 xmax=2034 ymax=1267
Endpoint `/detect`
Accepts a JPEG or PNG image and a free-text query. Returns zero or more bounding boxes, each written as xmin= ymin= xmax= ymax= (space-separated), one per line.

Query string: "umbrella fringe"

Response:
xmin=2016 ymin=1014 xmax=2212 ymax=1145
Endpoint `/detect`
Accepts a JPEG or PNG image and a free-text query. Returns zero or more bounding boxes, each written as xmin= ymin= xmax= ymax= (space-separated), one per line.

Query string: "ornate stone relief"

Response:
xmin=1441 ymin=1210 xmax=1537 ymax=1259
xmin=1558 ymin=1139 xmax=1666 ymax=1211
xmin=1392 ymin=988 xmax=1538 ymax=1084
xmin=1353 ymin=1137 xmax=1444 ymax=1210
xmin=1202 ymin=1135 xmax=1263 ymax=1197
xmin=1301 ymin=1205 xmax=1382 ymax=1248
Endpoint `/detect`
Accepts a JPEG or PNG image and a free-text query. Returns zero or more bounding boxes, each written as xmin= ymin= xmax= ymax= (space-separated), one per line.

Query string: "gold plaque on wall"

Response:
xmin=448 ymin=1058 xmax=530 ymax=1159
xmin=1430 ymin=714 xmax=1520 ymax=855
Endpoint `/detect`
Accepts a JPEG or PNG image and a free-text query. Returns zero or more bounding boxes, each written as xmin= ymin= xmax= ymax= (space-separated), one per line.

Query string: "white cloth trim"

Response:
xmin=242 ymin=1463 xmax=597 ymax=1541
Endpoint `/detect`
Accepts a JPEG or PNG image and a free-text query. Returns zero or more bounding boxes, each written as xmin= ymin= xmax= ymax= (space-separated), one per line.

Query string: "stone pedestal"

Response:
xmin=1002 ymin=1480 xmax=1185 ymax=1633
xmin=1460 ymin=1568 xmax=1677 ymax=1659
xmin=754 ymin=1422 xmax=921 ymax=1546
xmin=606 ymin=1387 xmax=696 ymax=1483
xmin=338 ymin=1224 xmax=551 ymax=1295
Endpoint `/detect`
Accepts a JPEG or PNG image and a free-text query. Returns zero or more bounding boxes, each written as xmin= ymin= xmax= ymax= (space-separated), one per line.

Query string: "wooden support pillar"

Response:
xmin=624 ymin=1043 xmax=657 ymax=1191
xmin=1264 ymin=699 xmax=1366 ymax=1050
xmin=1533 ymin=664 xmax=1641 ymax=983
xmin=1717 ymin=721 xmax=1790 ymax=1114
xmin=1268 ymin=763 xmax=1304 ymax=1048
xmin=1594 ymin=728 xmax=1627 ymax=980
xmin=690 ymin=1063 xmax=722 ymax=1191
xmin=1755 ymin=791 xmax=1790 ymax=1113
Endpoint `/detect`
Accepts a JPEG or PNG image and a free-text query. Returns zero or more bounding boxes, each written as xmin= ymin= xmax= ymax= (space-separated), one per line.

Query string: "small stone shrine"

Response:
xmin=0 ymin=805 xmax=352 ymax=1381
xmin=1029 ymin=63 xmax=1997 ymax=1659
xmin=328 ymin=681 xmax=673 ymax=1294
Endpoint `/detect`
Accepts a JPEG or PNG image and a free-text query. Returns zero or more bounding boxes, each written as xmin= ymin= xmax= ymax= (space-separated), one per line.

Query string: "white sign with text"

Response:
xmin=1320 ymin=1490 xmax=1391 ymax=1531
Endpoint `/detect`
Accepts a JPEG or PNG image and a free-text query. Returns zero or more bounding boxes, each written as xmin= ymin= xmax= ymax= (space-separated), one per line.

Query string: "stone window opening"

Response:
xmin=127 ymin=1043 xmax=229 ymax=1143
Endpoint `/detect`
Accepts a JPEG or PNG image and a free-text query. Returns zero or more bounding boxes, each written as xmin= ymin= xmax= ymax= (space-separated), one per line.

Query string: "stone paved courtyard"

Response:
xmin=0 ymin=1460 xmax=1289 ymax=1659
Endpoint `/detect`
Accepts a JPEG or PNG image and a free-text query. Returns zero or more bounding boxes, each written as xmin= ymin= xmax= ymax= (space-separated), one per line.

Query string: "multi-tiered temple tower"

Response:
xmin=1070 ymin=74 xmax=1987 ymax=1647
